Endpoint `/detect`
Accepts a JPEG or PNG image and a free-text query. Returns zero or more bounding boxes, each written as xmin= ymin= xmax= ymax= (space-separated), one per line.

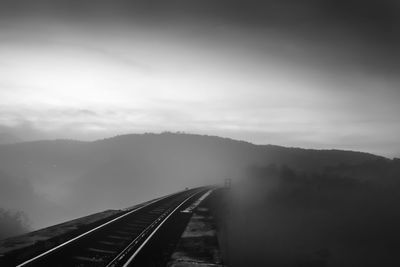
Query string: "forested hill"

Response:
xmin=0 ymin=132 xmax=386 ymax=235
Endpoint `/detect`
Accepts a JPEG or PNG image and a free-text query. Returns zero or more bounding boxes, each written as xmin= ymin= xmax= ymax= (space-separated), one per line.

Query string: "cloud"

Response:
xmin=0 ymin=1 xmax=399 ymax=156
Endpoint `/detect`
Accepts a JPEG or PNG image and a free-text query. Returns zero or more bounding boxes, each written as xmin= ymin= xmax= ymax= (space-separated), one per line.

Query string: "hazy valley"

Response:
xmin=0 ymin=133 xmax=388 ymax=235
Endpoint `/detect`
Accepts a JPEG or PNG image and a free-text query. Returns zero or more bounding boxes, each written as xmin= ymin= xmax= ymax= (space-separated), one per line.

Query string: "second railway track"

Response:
xmin=7 ymin=187 xmax=211 ymax=267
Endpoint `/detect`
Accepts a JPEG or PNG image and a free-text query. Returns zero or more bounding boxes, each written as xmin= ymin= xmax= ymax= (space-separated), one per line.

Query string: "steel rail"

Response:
xmin=107 ymin=188 xmax=209 ymax=267
xmin=16 ymin=188 xmax=202 ymax=267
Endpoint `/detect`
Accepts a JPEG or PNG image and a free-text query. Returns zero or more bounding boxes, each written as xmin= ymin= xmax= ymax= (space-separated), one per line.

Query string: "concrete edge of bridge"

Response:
xmin=167 ymin=189 xmax=225 ymax=267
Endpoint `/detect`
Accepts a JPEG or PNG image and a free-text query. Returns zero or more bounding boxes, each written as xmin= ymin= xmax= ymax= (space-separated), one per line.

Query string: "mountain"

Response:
xmin=0 ymin=132 xmax=386 ymax=231
xmin=0 ymin=133 xmax=21 ymax=145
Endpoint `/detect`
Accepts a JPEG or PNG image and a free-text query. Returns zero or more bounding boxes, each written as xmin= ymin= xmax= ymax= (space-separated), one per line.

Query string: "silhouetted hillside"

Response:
xmin=0 ymin=133 xmax=386 ymax=234
xmin=324 ymin=158 xmax=400 ymax=185
xmin=0 ymin=133 xmax=21 ymax=145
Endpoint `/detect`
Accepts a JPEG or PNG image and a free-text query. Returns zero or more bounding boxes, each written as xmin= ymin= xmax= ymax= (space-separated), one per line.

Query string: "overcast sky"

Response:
xmin=0 ymin=0 xmax=400 ymax=157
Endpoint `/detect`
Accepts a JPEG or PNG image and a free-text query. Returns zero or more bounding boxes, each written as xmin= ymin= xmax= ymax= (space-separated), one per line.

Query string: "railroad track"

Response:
xmin=5 ymin=187 xmax=210 ymax=267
